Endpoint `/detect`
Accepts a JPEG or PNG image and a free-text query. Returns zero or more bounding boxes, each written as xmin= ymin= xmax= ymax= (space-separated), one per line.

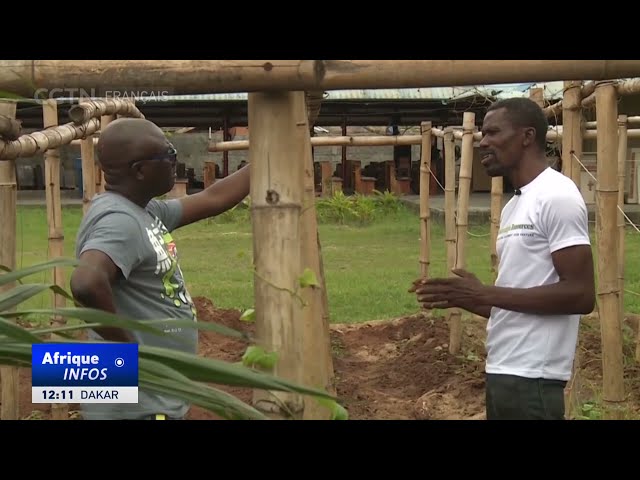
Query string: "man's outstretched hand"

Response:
xmin=409 ymin=268 xmax=487 ymax=311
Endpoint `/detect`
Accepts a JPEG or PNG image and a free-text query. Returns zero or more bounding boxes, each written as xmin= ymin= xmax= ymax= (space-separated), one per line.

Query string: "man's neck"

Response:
xmin=508 ymin=154 xmax=548 ymax=190
xmin=104 ymin=184 xmax=151 ymax=208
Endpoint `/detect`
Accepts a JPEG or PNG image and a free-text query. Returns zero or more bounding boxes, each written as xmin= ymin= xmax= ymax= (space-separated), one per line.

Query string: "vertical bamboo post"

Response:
xmin=249 ymin=91 xmax=305 ymax=419
xmin=443 ymin=127 xmax=459 ymax=349
xmin=489 ymin=176 xmax=502 ymax=280
xmin=80 ymin=98 xmax=96 ymax=215
xmin=595 ymin=81 xmax=625 ymax=419
xmin=419 ymin=121 xmax=432 ymax=278
xmin=0 ymin=100 xmax=19 ymax=420
xmin=617 ymin=115 xmax=627 ymax=326
xmin=299 ymin=98 xmax=335 ymax=420
xmin=98 ymin=114 xmax=115 ymax=193
xmin=561 ymin=81 xmax=583 ymax=186
xmin=449 ymin=112 xmax=474 ymax=355
xmin=42 ymin=99 xmax=68 ymax=420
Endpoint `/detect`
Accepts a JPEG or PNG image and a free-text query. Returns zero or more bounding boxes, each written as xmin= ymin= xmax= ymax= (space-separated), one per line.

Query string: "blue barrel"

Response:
xmin=74 ymin=157 xmax=83 ymax=196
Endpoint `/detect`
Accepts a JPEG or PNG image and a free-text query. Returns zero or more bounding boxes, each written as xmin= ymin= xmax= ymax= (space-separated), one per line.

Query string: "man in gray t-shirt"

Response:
xmin=70 ymin=118 xmax=250 ymax=420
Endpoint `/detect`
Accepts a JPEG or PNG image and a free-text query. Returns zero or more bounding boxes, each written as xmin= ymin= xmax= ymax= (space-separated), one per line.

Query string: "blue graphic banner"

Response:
xmin=32 ymin=343 xmax=138 ymax=387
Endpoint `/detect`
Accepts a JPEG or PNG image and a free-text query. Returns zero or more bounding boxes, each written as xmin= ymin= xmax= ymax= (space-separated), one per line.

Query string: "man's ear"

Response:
xmin=522 ymin=127 xmax=536 ymax=147
xmin=132 ymin=162 xmax=145 ymax=181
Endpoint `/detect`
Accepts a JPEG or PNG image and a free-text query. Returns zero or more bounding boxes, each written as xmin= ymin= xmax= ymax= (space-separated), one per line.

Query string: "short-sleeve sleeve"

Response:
xmin=146 ymin=198 xmax=184 ymax=232
xmin=78 ymin=212 xmax=145 ymax=279
xmin=539 ymin=191 xmax=591 ymax=253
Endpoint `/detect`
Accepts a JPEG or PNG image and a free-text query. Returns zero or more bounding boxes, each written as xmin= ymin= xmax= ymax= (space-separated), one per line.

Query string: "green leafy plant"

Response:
xmin=0 ymin=258 xmax=346 ymax=420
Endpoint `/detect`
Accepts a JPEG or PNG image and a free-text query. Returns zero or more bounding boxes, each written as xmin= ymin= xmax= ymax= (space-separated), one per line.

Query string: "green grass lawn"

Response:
xmin=11 ymin=198 xmax=640 ymax=324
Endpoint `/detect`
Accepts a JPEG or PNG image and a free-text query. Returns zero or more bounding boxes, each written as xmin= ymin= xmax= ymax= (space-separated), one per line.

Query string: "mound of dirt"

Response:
xmin=189 ymin=297 xmax=488 ymax=420
xmin=10 ymin=298 xmax=640 ymax=420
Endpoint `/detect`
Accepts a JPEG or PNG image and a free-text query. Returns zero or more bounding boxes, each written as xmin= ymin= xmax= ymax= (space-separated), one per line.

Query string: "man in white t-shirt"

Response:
xmin=409 ymin=97 xmax=595 ymax=420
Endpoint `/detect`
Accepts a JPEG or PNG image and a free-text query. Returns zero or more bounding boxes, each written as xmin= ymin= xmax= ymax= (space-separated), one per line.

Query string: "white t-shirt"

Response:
xmin=485 ymin=167 xmax=591 ymax=381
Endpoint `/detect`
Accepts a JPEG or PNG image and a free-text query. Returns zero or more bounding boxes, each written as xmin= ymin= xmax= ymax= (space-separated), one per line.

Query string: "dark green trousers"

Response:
xmin=485 ymin=374 xmax=567 ymax=420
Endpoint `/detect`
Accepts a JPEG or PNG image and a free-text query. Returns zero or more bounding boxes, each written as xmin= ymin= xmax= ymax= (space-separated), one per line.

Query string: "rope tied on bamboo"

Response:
xmin=571 ymin=152 xmax=640 ymax=234
xmin=562 ymin=82 xmax=582 ymax=95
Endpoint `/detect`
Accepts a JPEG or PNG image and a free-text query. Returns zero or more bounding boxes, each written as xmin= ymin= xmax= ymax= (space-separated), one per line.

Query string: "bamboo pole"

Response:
xmin=303 ymin=88 xmax=336 ymax=400
xmin=249 ymin=90 xmax=305 ymax=419
xmin=549 ymin=128 xmax=640 ymax=140
xmin=542 ymin=80 xmax=597 ymax=119
xmin=0 ymin=100 xmax=19 ymax=420
xmin=70 ymin=137 xmax=98 ymax=146
xmin=489 ymin=180 xmax=502 ymax=281
xmin=298 ymin=95 xmax=335 ymax=420
xmin=595 ymin=81 xmax=625 ymax=419
xmin=42 ymin=99 xmax=68 ymax=420
xmin=449 ymin=112 xmax=474 ymax=355
xmin=617 ymin=115 xmax=627 ymax=324
xmin=419 ymin=122 xmax=432 ymax=279
xmin=0 ymin=114 xmax=21 ymax=140
xmin=209 ymin=134 xmax=425 ymax=151
xmin=79 ymin=99 xmax=96 ymax=215
xmin=211 ymin=127 xmax=615 ymax=153
xmin=443 ymin=127 xmax=459 ymax=351
xmin=561 ymin=81 xmax=583 ymax=185
xmin=97 ymin=114 xmax=115 ymax=193
xmin=68 ymin=98 xmax=144 ymax=124
xmin=3 ymin=60 xmax=640 ymax=94
xmin=0 ymin=118 xmax=100 ymax=160
xmin=583 ymin=78 xmax=640 ymax=109
xmin=585 ymin=116 xmax=640 ymax=128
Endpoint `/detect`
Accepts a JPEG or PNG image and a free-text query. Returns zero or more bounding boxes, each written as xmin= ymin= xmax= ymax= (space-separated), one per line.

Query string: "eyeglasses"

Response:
xmin=149 ymin=144 xmax=178 ymax=163
xmin=130 ymin=144 xmax=178 ymax=167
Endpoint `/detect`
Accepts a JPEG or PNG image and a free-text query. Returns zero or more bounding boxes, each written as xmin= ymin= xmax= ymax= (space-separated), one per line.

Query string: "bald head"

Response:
xmin=97 ymin=118 xmax=168 ymax=173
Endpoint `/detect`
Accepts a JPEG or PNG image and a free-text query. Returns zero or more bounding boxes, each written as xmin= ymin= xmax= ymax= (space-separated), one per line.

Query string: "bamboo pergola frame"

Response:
xmin=1 ymin=60 xmax=640 ymax=421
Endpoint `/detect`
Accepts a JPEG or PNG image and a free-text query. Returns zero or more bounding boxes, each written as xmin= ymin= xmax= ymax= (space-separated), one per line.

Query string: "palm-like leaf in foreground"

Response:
xmin=0 ymin=258 xmax=347 ymax=420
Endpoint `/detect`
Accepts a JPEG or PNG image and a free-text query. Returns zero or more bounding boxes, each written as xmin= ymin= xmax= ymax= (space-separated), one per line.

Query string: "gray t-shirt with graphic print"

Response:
xmin=75 ymin=192 xmax=198 ymax=420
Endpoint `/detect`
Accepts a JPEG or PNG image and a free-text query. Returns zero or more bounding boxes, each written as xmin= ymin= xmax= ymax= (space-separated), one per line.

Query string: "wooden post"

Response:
xmin=489 ymin=175 xmax=502 ymax=280
xmin=203 ymin=161 xmax=216 ymax=188
xmin=443 ymin=127 xmax=459 ymax=348
xmin=80 ymin=98 xmax=96 ymax=215
xmin=419 ymin=121 xmax=432 ymax=278
xmin=320 ymin=161 xmax=332 ymax=196
xmin=249 ymin=91 xmax=305 ymax=419
xmin=449 ymin=112 xmax=474 ymax=355
xmin=42 ymin=99 xmax=68 ymax=420
xmin=98 ymin=114 xmax=115 ymax=193
xmin=561 ymin=81 xmax=583 ymax=186
xmin=617 ymin=115 xmax=627 ymax=324
xmin=298 ymin=97 xmax=335 ymax=420
xmin=595 ymin=81 xmax=625 ymax=419
xmin=0 ymin=100 xmax=19 ymax=420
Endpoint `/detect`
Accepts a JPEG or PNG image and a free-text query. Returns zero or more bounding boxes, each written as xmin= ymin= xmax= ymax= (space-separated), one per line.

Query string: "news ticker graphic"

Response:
xmin=31 ymin=343 xmax=139 ymax=404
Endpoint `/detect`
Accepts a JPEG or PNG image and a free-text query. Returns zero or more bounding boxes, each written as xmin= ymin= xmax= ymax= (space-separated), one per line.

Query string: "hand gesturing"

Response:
xmin=408 ymin=269 xmax=486 ymax=310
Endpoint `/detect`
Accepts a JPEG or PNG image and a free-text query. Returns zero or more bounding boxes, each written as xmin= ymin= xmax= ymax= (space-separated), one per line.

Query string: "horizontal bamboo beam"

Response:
xmin=1 ymin=60 xmax=639 ymax=95
xmin=542 ymin=78 xmax=621 ymax=119
xmin=0 ymin=118 xmax=100 ymax=159
xmin=209 ymin=127 xmax=640 ymax=152
xmin=70 ymin=137 xmax=98 ymax=146
xmin=582 ymin=78 xmax=640 ymax=109
xmin=68 ymin=98 xmax=145 ymax=124
xmin=548 ymin=128 xmax=640 ymax=140
xmin=585 ymin=115 xmax=640 ymax=128
xmin=0 ymin=114 xmax=21 ymax=140
xmin=209 ymin=134 xmax=424 ymax=151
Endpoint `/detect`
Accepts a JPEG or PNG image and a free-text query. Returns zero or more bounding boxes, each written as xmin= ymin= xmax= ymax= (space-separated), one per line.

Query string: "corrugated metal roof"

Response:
xmin=142 ymin=82 xmax=566 ymax=102
xmin=136 ymin=86 xmax=499 ymax=102
xmin=51 ymin=82 xmax=566 ymax=103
